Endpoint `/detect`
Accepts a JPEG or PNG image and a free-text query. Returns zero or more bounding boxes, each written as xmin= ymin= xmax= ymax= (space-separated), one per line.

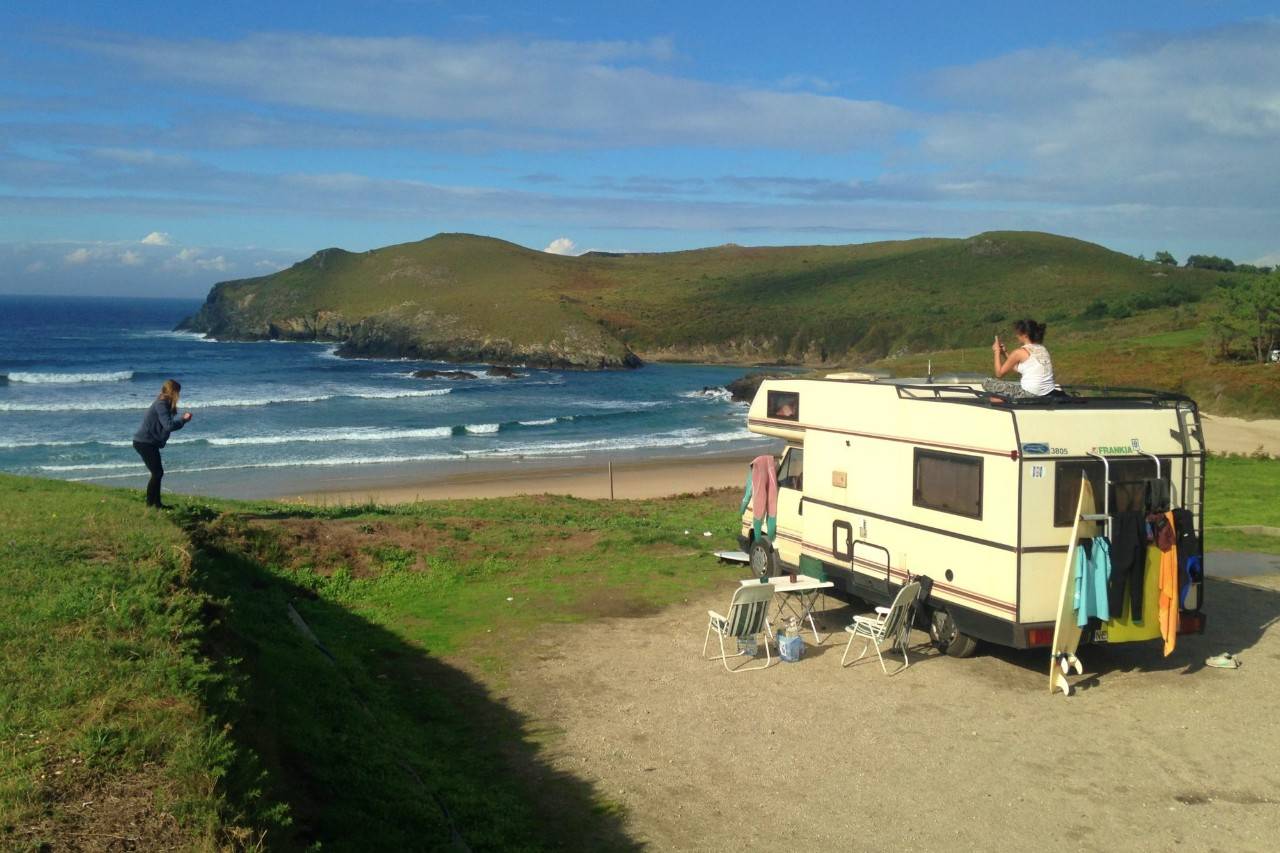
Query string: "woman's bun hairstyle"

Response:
xmin=1013 ymin=317 xmax=1044 ymax=343
xmin=1014 ymin=318 xmax=1046 ymax=344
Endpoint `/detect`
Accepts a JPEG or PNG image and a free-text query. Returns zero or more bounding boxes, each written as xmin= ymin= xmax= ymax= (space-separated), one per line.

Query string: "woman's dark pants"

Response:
xmin=133 ymin=440 xmax=164 ymax=507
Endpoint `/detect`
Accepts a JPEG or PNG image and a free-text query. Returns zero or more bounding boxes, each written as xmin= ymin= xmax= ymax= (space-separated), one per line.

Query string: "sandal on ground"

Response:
xmin=1205 ymin=652 xmax=1241 ymax=669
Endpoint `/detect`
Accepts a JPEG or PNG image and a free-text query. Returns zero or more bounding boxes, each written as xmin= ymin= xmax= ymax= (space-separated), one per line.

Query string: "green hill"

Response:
xmin=180 ymin=230 xmax=1222 ymax=368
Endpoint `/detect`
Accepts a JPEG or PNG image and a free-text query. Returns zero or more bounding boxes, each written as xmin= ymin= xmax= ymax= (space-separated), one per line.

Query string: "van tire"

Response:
xmin=929 ymin=609 xmax=979 ymax=658
xmin=749 ymin=538 xmax=779 ymax=579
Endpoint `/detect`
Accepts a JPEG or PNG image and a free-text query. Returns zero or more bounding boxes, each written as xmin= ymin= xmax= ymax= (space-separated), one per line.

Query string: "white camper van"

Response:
xmin=739 ymin=374 xmax=1207 ymax=657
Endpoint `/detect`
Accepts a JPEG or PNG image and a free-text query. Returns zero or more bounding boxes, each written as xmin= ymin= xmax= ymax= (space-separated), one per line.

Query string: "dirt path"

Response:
xmin=1202 ymin=415 xmax=1280 ymax=456
xmin=494 ymin=569 xmax=1280 ymax=851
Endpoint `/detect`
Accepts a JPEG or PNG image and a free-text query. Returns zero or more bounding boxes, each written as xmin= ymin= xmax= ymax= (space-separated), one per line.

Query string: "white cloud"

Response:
xmin=197 ymin=255 xmax=230 ymax=272
xmin=79 ymin=33 xmax=906 ymax=150
xmin=174 ymin=247 xmax=202 ymax=262
xmin=119 ymin=249 xmax=144 ymax=266
xmin=543 ymin=237 xmax=579 ymax=255
xmin=140 ymin=231 xmax=173 ymax=245
xmin=1252 ymin=252 xmax=1280 ymax=268
xmin=255 ymin=259 xmax=285 ymax=271
xmin=917 ymin=23 xmax=1280 ymax=209
xmin=25 ymin=260 xmax=47 ymax=273
xmin=64 ymin=247 xmax=93 ymax=265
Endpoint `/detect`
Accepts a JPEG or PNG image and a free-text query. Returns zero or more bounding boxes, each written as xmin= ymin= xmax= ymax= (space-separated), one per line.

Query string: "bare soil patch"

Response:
xmin=13 ymin=761 xmax=196 ymax=852
xmin=494 ymin=573 xmax=1280 ymax=851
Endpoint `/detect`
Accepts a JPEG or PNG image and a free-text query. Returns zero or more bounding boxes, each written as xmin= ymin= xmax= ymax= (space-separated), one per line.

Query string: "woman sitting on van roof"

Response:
xmin=982 ymin=318 xmax=1056 ymax=400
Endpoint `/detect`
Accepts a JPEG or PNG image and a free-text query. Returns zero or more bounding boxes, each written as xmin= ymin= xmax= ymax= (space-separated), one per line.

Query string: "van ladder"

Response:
xmin=1176 ymin=401 xmax=1206 ymax=532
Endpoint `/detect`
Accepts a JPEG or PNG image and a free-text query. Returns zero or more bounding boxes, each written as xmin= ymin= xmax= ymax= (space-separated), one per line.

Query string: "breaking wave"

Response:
xmin=0 ymin=387 xmax=452 ymax=412
xmin=5 ymin=370 xmax=134 ymax=384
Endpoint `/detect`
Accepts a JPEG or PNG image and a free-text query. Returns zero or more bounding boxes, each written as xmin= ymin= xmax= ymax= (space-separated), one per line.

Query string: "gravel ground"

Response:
xmin=496 ymin=568 xmax=1280 ymax=851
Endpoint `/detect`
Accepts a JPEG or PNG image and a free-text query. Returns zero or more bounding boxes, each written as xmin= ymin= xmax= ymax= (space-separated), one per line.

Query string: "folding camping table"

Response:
xmin=739 ymin=575 xmax=835 ymax=645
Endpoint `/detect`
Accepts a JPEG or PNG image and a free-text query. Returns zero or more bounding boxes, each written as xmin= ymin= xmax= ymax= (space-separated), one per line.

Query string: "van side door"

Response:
xmin=775 ymin=447 xmax=805 ymax=568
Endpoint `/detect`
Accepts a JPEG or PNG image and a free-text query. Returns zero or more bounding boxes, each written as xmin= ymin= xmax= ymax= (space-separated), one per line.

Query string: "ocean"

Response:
xmin=0 ymin=295 xmax=774 ymax=498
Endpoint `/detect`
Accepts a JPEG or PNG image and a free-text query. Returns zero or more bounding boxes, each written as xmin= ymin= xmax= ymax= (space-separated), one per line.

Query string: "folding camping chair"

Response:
xmin=702 ymin=583 xmax=777 ymax=672
xmin=840 ymin=581 xmax=923 ymax=675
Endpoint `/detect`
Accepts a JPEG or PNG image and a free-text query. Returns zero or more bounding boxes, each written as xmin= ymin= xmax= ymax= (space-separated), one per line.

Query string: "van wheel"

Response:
xmin=749 ymin=538 xmax=779 ymax=579
xmin=930 ymin=609 xmax=979 ymax=658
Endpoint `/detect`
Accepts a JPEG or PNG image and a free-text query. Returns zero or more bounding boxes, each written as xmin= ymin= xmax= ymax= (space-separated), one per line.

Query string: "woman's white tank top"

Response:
xmin=1015 ymin=343 xmax=1055 ymax=395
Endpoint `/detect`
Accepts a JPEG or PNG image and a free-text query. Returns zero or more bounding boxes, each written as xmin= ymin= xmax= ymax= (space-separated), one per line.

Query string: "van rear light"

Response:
xmin=1026 ymin=628 xmax=1054 ymax=647
xmin=1178 ymin=612 xmax=1206 ymax=635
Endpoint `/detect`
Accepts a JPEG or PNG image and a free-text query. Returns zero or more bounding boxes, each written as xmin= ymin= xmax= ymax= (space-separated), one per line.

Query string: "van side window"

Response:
xmin=778 ymin=448 xmax=804 ymax=490
xmin=1054 ymin=459 xmax=1172 ymax=527
xmin=767 ymin=390 xmax=799 ymax=421
xmin=913 ymin=449 xmax=983 ymax=519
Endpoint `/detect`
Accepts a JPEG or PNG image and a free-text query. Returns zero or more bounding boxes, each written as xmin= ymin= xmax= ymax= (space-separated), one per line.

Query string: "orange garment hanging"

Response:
xmin=1157 ymin=511 xmax=1179 ymax=656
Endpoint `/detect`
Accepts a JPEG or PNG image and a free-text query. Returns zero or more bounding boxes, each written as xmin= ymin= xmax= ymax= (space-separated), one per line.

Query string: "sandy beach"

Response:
xmin=296 ymin=453 xmax=756 ymax=504
xmin=292 ymin=413 xmax=1280 ymax=506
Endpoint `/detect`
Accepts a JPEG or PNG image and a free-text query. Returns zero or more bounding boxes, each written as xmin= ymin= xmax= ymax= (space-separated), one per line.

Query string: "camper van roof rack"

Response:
xmin=886 ymin=382 xmax=1196 ymax=410
xmin=894 ymin=384 xmax=987 ymax=401
xmin=1013 ymin=385 xmax=1195 ymax=407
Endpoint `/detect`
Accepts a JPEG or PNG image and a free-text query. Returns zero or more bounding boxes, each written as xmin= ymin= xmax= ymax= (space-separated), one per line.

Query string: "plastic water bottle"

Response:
xmin=785 ymin=616 xmax=800 ymax=639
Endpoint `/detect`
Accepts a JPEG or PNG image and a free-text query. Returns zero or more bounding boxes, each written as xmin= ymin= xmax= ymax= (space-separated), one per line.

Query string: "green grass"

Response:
xmin=5 ymin=458 xmax=1275 ymax=847
xmin=173 ymin=489 xmax=746 ymax=849
xmin=0 ymin=475 xmax=247 ymax=850
xmin=1203 ymin=455 xmax=1280 ymax=554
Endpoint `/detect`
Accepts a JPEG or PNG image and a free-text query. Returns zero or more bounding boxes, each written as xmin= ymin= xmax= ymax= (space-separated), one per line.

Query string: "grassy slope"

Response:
xmin=0 ymin=476 xmax=244 ymax=850
xmin=194 ymin=235 xmax=629 ymax=361
xmin=176 ymin=490 xmax=747 ymax=850
xmin=209 ymin=231 xmax=1220 ymax=359
xmin=5 ymin=458 xmax=1275 ymax=846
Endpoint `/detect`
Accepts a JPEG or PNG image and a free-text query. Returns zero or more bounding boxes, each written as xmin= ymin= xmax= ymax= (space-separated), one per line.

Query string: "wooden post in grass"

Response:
xmin=608 ymin=460 xmax=614 ymax=500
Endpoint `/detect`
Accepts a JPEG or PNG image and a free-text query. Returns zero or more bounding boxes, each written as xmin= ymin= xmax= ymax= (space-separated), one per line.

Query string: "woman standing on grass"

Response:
xmin=983 ymin=318 xmax=1056 ymax=400
xmin=132 ymin=379 xmax=192 ymax=509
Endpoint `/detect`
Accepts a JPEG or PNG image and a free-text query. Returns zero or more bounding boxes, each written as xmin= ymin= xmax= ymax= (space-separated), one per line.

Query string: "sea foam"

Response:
xmin=6 ymin=370 xmax=134 ymax=384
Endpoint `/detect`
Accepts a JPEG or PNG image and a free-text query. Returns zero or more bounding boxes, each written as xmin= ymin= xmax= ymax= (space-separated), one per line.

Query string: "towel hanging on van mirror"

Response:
xmin=1143 ymin=478 xmax=1170 ymax=513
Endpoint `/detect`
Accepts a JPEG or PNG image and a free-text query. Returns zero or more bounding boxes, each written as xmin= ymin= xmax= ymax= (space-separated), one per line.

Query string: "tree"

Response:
xmin=1153 ymin=250 xmax=1177 ymax=266
xmin=1222 ymin=272 xmax=1280 ymax=363
xmin=1186 ymin=254 xmax=1236 ymax=272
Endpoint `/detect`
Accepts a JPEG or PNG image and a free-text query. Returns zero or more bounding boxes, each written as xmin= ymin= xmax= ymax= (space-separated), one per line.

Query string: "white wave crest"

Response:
xmin=576 ymin=399 xmax=668 ymax=410
xmin=517 ymin=418 xmax=557 ymax=426
xmin=472 ymin=426 xmax=763 ymax=458
xmin=464 ymin=423 xmax=500 ymax=434
xmin=134 ymin=330 xmax=214 ymax=342
xmin=205 ymin=426 xmax=453 ymax=446
xmin=39 ymin=462 xmax=137 ymax=472
xmin=64 ymin=451 xmax=461 ymax=480
xmin=7 ymin=371 xmax=134 ymax=384
xmin=0 ymin=386 xmax=452 ymax=412
xmin=679 ymin=388 xmax=733 ymax=402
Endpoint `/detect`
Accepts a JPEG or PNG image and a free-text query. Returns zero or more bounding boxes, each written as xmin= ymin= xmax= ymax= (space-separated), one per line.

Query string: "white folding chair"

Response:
xmin=702 ymin=583 xmax=777 ymax=673
xmin=840 ymin=581 xmax=922 ymax=675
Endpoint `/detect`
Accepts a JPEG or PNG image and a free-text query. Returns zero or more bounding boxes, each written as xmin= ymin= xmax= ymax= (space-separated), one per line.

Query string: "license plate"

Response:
xmin=1093 ymin=629 xmax=1109 ymax=643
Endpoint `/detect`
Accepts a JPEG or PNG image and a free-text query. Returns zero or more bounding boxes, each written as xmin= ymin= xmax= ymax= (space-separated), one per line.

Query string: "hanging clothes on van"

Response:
xmin=1074 ymin=537 xmax=1111 ymax=627
xmin=1144 ymin=478 xmax=1171 ymax=513
xmin=739 ymin=455 xmax=779 ymax=541
xmin=1107 ymin=511 xmax=1147 ymax=622
xmin=1104 ymin=547 xmax=1162 ymax=643
xmin=1172 ymin=508 xmax=1201 ymax=607
xmin=1156 ymin=510 xmax=1179 ymax=657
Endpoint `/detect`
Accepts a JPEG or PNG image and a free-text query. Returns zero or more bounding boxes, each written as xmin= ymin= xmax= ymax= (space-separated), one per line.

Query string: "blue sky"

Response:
xmin=2 ymin=1 xmax=1278 ymax=296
